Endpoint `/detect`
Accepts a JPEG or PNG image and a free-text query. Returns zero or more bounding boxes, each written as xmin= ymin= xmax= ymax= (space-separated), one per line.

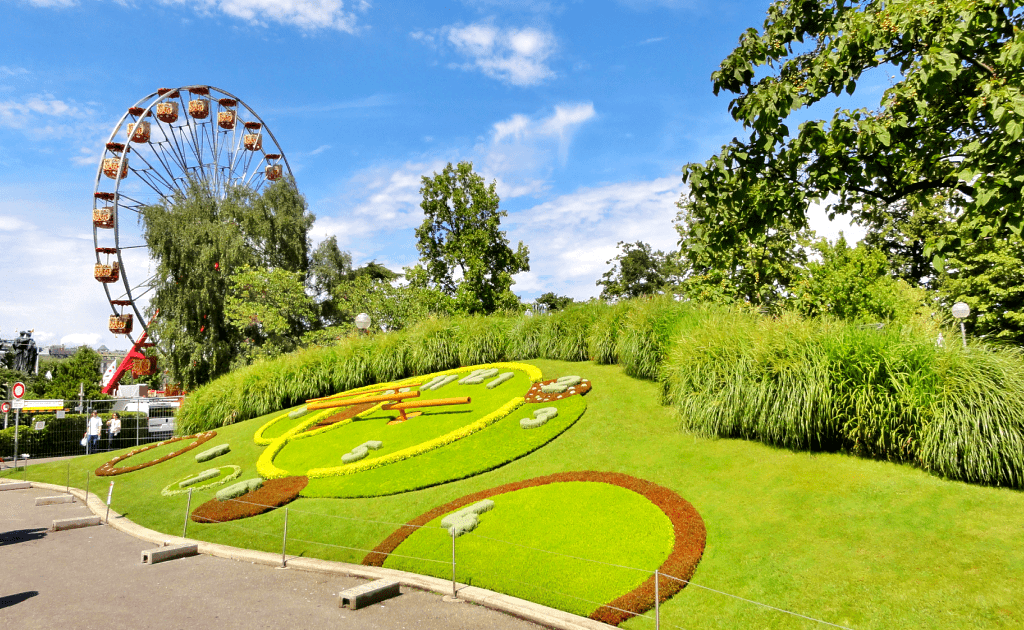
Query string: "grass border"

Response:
xmin=362 ymin=471 xmax=706 ymax=624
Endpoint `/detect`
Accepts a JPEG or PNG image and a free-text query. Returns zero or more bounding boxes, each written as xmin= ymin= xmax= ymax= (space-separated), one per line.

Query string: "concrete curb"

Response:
xmin=29 ymin=481 xmax=616 ymax=630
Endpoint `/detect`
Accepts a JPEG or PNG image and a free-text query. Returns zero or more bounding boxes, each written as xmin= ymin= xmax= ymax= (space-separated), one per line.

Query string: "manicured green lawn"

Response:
xmin=7 ymin=359 xmax=1024 ymax=629
xmin=385 ymin=481 xmax=674 ymax=616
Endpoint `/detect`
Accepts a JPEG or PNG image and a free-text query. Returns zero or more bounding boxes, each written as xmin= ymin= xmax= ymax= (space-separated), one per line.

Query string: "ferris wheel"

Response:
xmin=91 ymin=85 xmax=293 ymax=365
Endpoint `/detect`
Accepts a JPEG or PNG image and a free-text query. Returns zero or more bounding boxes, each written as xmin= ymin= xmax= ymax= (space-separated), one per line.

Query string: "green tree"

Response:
xmin=792 ymin=236 xmax=928 ymax=322
xmin=225 ymin=266 xmax=316 ymax=364
xmin=597 ymin=241 xmax=678 ymax=301
xmin=683 ymin=0 xmax=1024 ymax=266
xmin=534 ymin=292 xmax=575 ymax=313
xmin=308 ymin=236 xmax=402 ymax=327
xmin=143 ymin=177 xmax=314 ymax=388
xmin=41 ymin=347 xmax=106 ymax=401
xmin=938 ymin=229 xmax=1024 ymax=344
xmin=416 ymin=161 xmax=530 ymax=314
xmin=675 ymin=190 xmax=812 ymax=309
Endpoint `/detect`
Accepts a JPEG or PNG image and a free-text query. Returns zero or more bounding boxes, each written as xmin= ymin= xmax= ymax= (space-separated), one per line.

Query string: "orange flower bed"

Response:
xmin=303 ymin=401 xmax=376 ymax=432
xmin=95 ymin=431 xmax=216 ymax=477
xmin=363 ymin=471 xmax=705 ymax=625
xmin=191 ymin=476 xmax=308 ymax=523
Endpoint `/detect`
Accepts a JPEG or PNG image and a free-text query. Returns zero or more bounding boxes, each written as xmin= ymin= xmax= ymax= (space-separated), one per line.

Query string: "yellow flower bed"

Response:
xmin=307 ymin=396 xmax=525 ymax=479
xmin=256 ymin=361 xmax=540 ymax=479
xmin=255 ymin=403 xmax=384 ymax=479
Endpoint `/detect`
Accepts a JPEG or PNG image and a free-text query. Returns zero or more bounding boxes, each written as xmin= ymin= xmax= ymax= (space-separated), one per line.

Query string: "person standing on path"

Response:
xmin=107 ymin=413 xmax=121 ymax=451
xmin=85 ymin=411 xmax=102 ymax=455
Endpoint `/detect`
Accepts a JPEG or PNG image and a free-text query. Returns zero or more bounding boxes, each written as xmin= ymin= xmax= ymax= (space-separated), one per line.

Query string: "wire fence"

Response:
xmin=1 ymin=397 xmax=181 ymax=464
xmin=157 ymin=491 xmax=856 ymax=630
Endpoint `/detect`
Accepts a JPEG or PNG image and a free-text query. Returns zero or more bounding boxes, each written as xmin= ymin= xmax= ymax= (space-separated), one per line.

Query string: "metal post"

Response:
xmin=105 ymin=481 xmax=114 ymax=524
xmin=66 ymin=461 xmax=71 ymax=494
xmin=960 ymin=321 xmax=968 ymax=349
xmin=281 ymin=508 xmax=289 ymax=568
xmin=85 ymin=471 xmax=90 ymax=503
xmin=13 ymin=408 xmax=19 ymax=470
xmin=655 ymin=570 xmax=660 ymax=630
xmin=183 ymin=488 xmax=193 ymax=538
xmin=451 ymin=530 xmax=457 ymax=600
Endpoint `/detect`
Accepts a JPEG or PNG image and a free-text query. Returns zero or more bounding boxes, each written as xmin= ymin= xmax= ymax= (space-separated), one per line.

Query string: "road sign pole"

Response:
xmin=13 ymin=409 xmax=19 ymax=468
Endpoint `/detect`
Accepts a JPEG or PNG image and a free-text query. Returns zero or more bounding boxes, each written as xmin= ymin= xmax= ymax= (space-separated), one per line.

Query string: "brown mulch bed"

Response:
xmin=362 ymin=471 xmax=705 ymax=625
xmin=523 ymin=378 xmax=592 ymax=404
xmin=304 ymin=402 xmax=377 ymax=432
xmin=95 ymin=431 xmax=217 ymax=477
xmin=190 ymin=476 xmax=309 ymax=523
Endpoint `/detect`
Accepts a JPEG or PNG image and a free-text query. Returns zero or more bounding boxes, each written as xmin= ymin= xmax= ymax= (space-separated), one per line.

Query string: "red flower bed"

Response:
xmin=190 ymin=476 xmax=308 ymax=523
xmin=363 ymin=471 xmax=705 ymax=625
xmin=95 ymin=431 xmax=216 ymax=477
xmin=524 ymin=378 xmax=592 ymax=404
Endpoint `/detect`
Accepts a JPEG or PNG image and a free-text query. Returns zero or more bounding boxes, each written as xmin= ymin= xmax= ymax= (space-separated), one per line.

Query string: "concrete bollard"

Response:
xmin=0 ymin=481 xmax=32 ymax=491
xmin=35 ymin=495 xmax=75 ymax=506
xmin=338 ymin=579 xmax=401 ymax=610
xmin=141 ymin=543 xmax=199 ymax=565
xmin=52 ymin=516 xmax=101 ymax=531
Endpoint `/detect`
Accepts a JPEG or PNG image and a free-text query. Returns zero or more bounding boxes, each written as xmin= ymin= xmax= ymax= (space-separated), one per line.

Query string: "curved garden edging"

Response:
xmin=95 ymin=431 xmax=217 ymax=476
xmin=362 ymin=471 xmax=707 ymax=625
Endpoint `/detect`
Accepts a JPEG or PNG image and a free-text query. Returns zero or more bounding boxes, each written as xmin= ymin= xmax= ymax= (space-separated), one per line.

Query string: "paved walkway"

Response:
xmin=1 ymin=484 xmax=546 ymax=630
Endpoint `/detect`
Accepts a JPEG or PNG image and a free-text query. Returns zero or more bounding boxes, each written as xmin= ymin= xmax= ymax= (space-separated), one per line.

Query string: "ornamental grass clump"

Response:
xmin=661 ymin=310 xmax=1024 ymax=488
xmin=405 ymin=318 xmax=460 ymax=375
xmin=616 ymin=296 xmax=707 ymax=380
xmin=541 ymin=304 xmax=601 ymax=361
xmin=457 ymin=315 xmax=510 ymax=366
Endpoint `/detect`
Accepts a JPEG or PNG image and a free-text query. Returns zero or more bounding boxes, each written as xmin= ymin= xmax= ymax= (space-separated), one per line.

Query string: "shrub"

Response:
xmin=161 ymin=465 xmax=242 ymax=497
xmin=180 ymin=468 xmax=221 ymax=487
xmin=196 ymin=443 xmax=230 ymax=463
xmin=216 ymin=477 xmax=264 ymax=502
xmin=520 ymin=407 xmax=558 ymax=429
xmin=486 ymin=372 xmax=514 ymax=389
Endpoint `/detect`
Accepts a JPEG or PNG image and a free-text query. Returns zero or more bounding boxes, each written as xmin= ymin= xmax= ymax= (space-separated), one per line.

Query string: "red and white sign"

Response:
xmin=12 ymin=382 xmax=26 ymax=399
xmin=1 ymin=401 xmax=9 ymax=413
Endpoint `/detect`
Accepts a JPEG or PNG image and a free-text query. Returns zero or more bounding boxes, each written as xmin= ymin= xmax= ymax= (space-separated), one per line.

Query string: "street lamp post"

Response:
xmin=951 ymin=301 xmax=970 ymax=349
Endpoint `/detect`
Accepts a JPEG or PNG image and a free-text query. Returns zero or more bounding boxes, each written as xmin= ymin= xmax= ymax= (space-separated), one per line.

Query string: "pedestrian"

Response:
xmin=107 ymin=413 xmax=121 ymax=451
xmin=85 ymin=411 xmax=102 ymax=455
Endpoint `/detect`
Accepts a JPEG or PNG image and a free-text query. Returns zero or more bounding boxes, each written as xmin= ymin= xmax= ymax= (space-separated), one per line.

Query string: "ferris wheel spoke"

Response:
xmin=127 ymin=167 xmax=167 ymax=198
xmin=128 ymin=151 xmax=176 ymax=191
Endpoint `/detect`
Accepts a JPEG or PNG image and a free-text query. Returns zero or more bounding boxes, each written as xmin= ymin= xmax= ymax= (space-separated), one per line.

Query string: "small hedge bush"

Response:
xmin=216 ymin=477 xmax=264 ymax=502
xmin=195 ymin=443 xmax=230 ymax=463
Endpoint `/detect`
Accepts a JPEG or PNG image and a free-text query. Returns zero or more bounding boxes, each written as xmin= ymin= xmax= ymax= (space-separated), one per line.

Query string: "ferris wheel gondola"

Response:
xmin=92 ymin=85 xmax=293 ymax=372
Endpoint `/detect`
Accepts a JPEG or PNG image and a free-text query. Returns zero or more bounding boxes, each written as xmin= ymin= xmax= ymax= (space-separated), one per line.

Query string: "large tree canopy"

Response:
xmin=416 ymin=161 xmax=530 ymax=315
xmin=683 ymin=0 xmax=1024 ymax=263
xmin=143 ymin=178 xmax=313 ymax=387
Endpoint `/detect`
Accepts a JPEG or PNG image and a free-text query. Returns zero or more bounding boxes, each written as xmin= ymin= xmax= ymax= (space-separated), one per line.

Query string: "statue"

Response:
xmin=0 ymin=331 xmax=38 ymax=374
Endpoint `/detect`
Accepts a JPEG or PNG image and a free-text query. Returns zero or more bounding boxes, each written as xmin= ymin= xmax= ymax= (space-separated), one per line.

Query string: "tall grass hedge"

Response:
xmin=176 ymin=296 xmax=1024 ymax=489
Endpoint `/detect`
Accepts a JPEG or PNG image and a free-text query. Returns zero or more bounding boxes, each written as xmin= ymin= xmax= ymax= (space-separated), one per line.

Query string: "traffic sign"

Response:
xmin=12 ymin=382 xmax=26 ymax=399
xmin=12 ymin=399 xmax=24 ymax=409
xmin=1 ymin=401 xmax=9 ymax=413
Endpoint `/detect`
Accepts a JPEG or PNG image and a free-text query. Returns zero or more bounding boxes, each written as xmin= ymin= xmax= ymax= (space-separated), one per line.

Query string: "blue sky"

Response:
xmin=0 ymin=0 xmax=872 ymax=350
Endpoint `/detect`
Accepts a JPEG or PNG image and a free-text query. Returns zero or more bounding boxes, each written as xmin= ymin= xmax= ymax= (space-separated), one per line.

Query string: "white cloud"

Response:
xmin=442 ymin=22 xmax=557 ymax=86
xmin=22 ymin=0 xmax=77 ymax=6
xmin=638 ymin=36 xmax=666 ymax=45
xmin=505 ymin=176 xmax=685 ymax=298
xmin=482 ymin=102 xmax=596 ymax=194
xmin=61 ymin=333 xmax=102 ymax=347
xmin=807 ymin=195 xmax=868 ymax=243
xmin=158 ymin=0 xmax=367 ymax=32
xmin=0 ymin=66 xmax=31 ymax=77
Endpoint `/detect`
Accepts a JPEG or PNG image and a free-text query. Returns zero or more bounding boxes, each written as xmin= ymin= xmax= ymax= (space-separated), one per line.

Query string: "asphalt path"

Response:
xmin=1 ymin=484 xmax=545 ymax=630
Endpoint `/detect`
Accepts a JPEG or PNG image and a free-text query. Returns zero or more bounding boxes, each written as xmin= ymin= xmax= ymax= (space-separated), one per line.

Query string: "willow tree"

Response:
xmin=143 ymin=178 xmax=313 ymax=388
